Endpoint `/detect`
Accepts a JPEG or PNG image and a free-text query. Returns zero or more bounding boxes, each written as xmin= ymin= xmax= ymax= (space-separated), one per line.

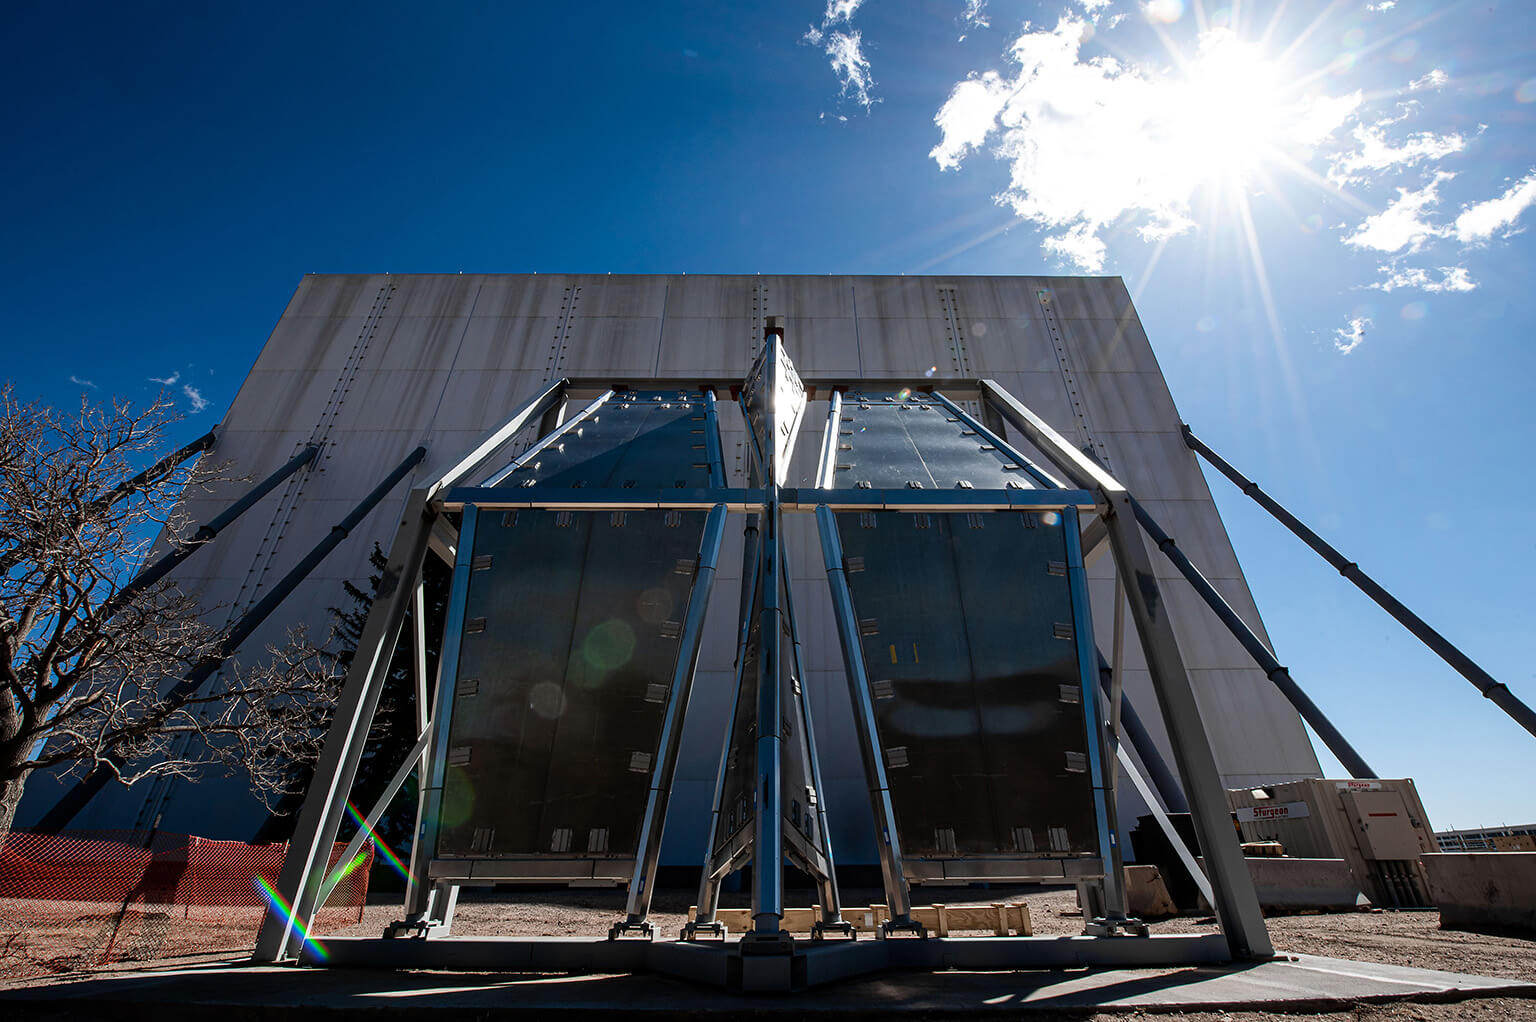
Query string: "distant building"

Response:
xmin=1435 ymin=825 xmax=1536 ymax=852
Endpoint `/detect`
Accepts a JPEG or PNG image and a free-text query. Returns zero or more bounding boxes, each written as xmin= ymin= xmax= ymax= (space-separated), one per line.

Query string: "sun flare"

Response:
xmin=1168 ymin=30 xmax=1295 ymax=186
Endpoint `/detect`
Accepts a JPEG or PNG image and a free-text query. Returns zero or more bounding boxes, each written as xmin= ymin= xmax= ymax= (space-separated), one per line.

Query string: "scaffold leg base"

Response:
xmin=608 ymin=919 xmax=655 ymax=941
xmin=680 ymin=919 xmax=728 ymax=941
xmin=811 ymin=919 xmax=857 ymax=941
xmin=1084 ymin=915 xmax=1151 ymax=938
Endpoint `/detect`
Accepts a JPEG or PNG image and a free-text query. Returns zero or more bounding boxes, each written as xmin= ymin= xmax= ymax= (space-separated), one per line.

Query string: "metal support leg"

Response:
xmin=815 ymin=505 xmax=918 ymax=930
xmin=403 ymin=505 xmax=482 ymax=923
xmin=316 ymin=726 xmax=430 ymax=907
xmin=253 ymin=489 xmax=436 ymax=962
xmin=1118 ymin=744 xmax=1214 ymax=907
xmin=777 ymin=542 xmax=851 ymax=938
xmin=1065 ymin=507 xmax=1139 ymax=936
xmin=1102 ymin=494 xmax=1272 ymax=958
xmin=980 ymin=380 xmax=1271 ymax=960
xmin=399 ymin=582 xmax=436 ymax=920
xmin=686 ymin=540 xmax=762 ymax=940
xmin=750 ymin=499 xmax=786 ymax=939
xmin=614 ymin=504 xmax=728 ymax=938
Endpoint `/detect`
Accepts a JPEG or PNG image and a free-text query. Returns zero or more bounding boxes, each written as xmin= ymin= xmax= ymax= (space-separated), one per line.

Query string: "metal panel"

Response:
xmin=435 ymin=506 xmax=710 ymax=861
xmin=827 ymin=392 xmax=1036 ymax=491
xmin=499 ymin=390 xmax=714 ymax=490
xmin=833 ymin=510 xmax=1102 ymax=862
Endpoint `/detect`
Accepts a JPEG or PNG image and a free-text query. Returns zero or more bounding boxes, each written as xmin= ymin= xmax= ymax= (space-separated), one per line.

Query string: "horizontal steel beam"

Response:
xmin=442 ymin=486 xmax=1096 ymax=513
xmin=441 ymin=486 xmax=757 ymax=511
xmin=551 ymin=377 xmax=990 ymax=401
xmin=787 ymin=488 xmax=1097 ymax=511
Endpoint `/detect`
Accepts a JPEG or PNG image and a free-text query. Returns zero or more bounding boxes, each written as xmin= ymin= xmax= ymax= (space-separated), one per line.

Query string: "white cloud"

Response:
xmin=1369 ymin=264 xmax=1476 ymax=293
xmin=68 ymin=375 xmax=97 ymax=389
xmin=182 ymin=384 xmax=210 ymax=413
xmin=929 ymin=19 xmax=1360 ymax=269
xmin=1454 ymin=170 xmax=1536 ymax=243
xmin=1293 ymin=91 xmax=1366 ymax=146
xmin=1334 ymin=316 xmax=1371 ymax=355
xmin=1328 ymin=123 xmax=1464 ymax=184
xmin=1042 ymin=225 xmax=1107 ymax=270
xmin=149 ymin=371 xmax=181 ymax=386
xmin=1409 ymin=68 xmax=1448 ymax=91
xmin=823 ymin=0 xmax=863 ymax=23
xmin=804 ymin=1 xmax=877 ymax=110
xmin=1366 ymin=1 xmax=1396 ymax=10
xmin=961 ymin=0 xmax=988 ymax=29
xmin=1343 ymin=172 xmax=1453 ymax=253
xmin=826 ymin=32 xmax=875 ymax=108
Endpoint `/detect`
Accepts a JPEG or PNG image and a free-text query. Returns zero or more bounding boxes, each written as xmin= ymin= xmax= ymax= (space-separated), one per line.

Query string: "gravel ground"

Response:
xmin=5 ymin=885 xmax=1534 ymax=1019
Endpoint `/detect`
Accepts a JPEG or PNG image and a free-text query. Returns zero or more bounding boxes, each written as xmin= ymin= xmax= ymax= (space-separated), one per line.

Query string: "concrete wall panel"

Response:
xmin=16 ymin=273 xmax=1324 ymax=858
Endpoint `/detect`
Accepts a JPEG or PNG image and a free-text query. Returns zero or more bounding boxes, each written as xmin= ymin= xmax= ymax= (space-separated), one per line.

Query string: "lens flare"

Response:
xmin=895 ymin=387 xmax=912 ymax=402
xmin=346 ymin=800 xmax=410 ymax=881
xmin=254 ymin=875 xmax=329 ymax=960
xmin=583 ymin=619 xmax=636 ymax=672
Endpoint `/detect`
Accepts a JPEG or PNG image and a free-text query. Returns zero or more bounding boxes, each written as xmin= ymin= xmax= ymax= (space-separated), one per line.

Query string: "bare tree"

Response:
xmin=0 ymin=385 xmax=338 ymax=840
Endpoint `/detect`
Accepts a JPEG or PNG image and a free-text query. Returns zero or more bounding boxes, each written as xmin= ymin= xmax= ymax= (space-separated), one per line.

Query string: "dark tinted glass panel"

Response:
xmin=504 ymin=390 xmax=713 ymax=489
xmin=834 ymin=510 xmax=1099 ymax=858
xmin=831 ymin=393 xmax=1036 ymax=490
xmin=437 ymin=508 xmax=708 ymax=859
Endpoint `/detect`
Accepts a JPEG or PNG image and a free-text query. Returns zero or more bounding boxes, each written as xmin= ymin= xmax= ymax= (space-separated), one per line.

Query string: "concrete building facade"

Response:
xmin=20 ymin=273 xmax=1322 ymax=864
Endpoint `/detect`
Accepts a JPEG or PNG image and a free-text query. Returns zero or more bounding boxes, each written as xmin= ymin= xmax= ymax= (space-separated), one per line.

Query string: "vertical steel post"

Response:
xmin=751 ymin=496 xmax=786 ymax=935
xmin=815 ymin=391 xmax=843 ymax=489
xmin=691 ymin=554 xmax=761 ymax=929
xmin=776 ymin=542 xmax=845 ymax=925
xmin=815 ymin=505 xmax=915 ymax=922
xmin=401 ymin=581 xmax=433 ymax=914
xmin=980 ymin=381 xmax=1272 ymax=960
xmin=402 ymin=504 xmax=480 ymax=923
xmin=1064 ymin=506 xmax=1131 ymax=927
xmin=704 ymin=389 xmax=727 ymax=488
xmin=1105 ymin=492 xmax=1270 ymax=956
xmin=621 ymin=504 xmax=728 ymax=930
xmin=1109 ymin=573 xmax=1126 ymax=790
xmin=252 ymin=489 xmax=436 ymax=962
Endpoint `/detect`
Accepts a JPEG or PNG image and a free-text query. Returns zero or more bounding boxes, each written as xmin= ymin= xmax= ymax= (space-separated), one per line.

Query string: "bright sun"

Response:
xmin=1170 ymin=31 xmax=1294 ymax=185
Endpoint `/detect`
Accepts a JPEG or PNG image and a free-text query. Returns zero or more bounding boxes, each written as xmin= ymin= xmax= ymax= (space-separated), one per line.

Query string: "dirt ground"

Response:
xmin=4 ymin=885 xmax=1534 ymax=1019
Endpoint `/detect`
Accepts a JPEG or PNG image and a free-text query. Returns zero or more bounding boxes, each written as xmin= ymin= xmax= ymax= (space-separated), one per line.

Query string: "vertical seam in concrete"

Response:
xmin=653 ymin=283 xmax=670 ymax=377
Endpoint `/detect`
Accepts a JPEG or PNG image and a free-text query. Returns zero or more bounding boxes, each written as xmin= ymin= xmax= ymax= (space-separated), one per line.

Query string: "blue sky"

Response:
xmin=2 ymin=0 xmax=1533 ymax=830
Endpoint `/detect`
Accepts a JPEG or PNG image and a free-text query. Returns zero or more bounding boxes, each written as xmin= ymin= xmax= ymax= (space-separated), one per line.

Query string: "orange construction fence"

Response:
xmin=0 ymin=828 xmax=371 ymax=979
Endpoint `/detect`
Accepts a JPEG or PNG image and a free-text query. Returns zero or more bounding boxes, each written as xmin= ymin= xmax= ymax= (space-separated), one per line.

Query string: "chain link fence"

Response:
xmin=0 ymin=828 xmax=371 ymax=980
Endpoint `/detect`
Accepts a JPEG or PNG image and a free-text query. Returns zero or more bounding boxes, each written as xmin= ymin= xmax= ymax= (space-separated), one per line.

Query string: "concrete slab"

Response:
xmin=2 ymin=954 xmax=1529 ymax=1019
xmin=1424 ymin=852 xmax=1536 ymax=933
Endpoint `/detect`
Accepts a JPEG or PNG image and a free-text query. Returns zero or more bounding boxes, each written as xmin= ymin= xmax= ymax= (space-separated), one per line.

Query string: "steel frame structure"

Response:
xmin=251 ymin=327 xmax=1280 ymax=986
